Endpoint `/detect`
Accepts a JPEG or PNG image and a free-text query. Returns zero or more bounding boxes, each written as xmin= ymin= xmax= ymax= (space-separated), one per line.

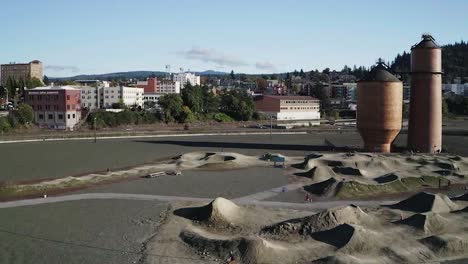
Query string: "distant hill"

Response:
xmin=391 ymin=41 xmax=468 ymax=83
xmin=50 ymin=70 xmax=228 ymax=81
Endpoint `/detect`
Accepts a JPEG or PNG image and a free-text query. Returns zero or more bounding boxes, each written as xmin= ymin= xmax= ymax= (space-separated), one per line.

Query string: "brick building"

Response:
xmin=25 ymin=86 xmax=81 ymax=130
xmin=137 ymin=77 xmax=158 ymax=93
xmin=1 ymin=60 xmax=43 ymax=86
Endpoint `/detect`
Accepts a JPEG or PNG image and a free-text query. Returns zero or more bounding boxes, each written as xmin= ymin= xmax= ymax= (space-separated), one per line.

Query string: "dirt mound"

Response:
xmin=311 ymin=254 xmax=363 ymax=264
xmin=174 ymin=197 xmax=242 ymax=226
xmin=332 ymin=167 xmax=362 ymax=176
xmin=420 ymin=235 xmax=468 ymax=256
xmin=374 ymin=173 xmax=399 ymax=184
xmin=389 ymin=192 xmax=459 ymax=213
xmin=180 ymin=228 xmax=288 ymax=264
xmin=304 ymin=178 xmax=338 ymax=196
xmin=452 ymin=192 xmax=468 ymax=201
xmin=311 ymin=224 xmax=382 ymax=253
xmin=298 ymin=166 xmax=336 ymax=182
xmin=262 ymin=205 xmax=371 ymax=238
xmin=395 ymin=212 xmax=449 ymax=234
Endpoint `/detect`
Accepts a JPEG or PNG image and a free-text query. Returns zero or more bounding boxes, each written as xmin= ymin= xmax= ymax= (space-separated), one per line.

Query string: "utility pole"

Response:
xmin=94 ymin=117 xmax=97 ymax=143
xmin=270 ymin=115 xmax=273 ymax=145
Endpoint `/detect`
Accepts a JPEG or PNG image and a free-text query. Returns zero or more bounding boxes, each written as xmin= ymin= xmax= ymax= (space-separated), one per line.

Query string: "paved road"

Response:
xmin=0 ymin=192 xmax=397 ymax=211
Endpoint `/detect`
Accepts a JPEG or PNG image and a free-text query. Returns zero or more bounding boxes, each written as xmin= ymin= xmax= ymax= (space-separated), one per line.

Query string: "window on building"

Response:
xmin=67 ymin=95 xmax=70 ymax=100
xmin=58 ymin=114 xmax=63 ymax=120
xmin=67 ymin=114 xmax=70 ymax=119
xmin=72 ymin=114 xmax=75 ymax=118
xmin=48 ymin=114 xmax=53 ymax=120
xmin=67 ymin=105 xmax=70 ymax=110
xmin=39 ymin=114 xmax=44 ymax=120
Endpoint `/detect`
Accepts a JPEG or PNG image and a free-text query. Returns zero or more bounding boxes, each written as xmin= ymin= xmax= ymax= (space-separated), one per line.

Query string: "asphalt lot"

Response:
xmin=0 ymin=132 xmax=467 ymax=182
xmin=0 ymin=199 xmax=168 ymax=264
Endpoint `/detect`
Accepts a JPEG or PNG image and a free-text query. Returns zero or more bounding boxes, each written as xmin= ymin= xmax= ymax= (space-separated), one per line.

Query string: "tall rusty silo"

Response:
xmin=407 ymin=34 xmax=442 ymax=153
xmin=357 ymin=60 xmax=403 ymax=153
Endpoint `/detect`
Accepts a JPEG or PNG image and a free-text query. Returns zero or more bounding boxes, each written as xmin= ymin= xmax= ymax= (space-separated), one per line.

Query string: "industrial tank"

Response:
xmin=407 ymin=34 xmax=442 ymax=153
xmin=357 ymin=60 xmax=403 ymax=153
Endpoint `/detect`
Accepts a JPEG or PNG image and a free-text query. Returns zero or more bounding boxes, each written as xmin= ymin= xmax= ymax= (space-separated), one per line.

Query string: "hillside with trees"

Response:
xmin=391 ymin=41 xmax=468 ymax=83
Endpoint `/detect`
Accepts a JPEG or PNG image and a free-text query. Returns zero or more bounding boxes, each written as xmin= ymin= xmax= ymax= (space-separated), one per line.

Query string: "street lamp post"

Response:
xmin=94 ymin=117 xmax=97 ymax=143
xmin=270 ymin=115 xmax=273 ymax=145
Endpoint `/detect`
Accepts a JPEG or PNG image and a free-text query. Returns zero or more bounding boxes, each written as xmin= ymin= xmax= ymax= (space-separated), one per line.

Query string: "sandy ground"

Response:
xmin=144 ymin=194 xmax=468 ymax=264
xmin=0 ymin=199 xmax=169 ymax=264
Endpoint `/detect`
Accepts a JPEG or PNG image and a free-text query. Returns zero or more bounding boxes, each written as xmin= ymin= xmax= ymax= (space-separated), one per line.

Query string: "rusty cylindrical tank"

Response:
xmin=407 ymin=34 xmax=442 ymax=153
xmin=357 ymin=61 xmax=403 ymax=153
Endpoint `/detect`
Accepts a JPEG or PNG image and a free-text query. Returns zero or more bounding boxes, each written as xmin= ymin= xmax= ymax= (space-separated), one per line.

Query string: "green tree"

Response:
xmin=180 ymin=106 xmax=196 ymax=123
xmin=310 ymin=82 xmax=329 ymax=101
xmin=43 ymin=75 xmax=50 ymax=85
xmin=442 ymin=98 xmax=449 ymax=116
xmin=181 ymin=83 xmax=203 ymax=113
xmin=158 ymin=94 xmax=184 ymax=122
xmin=299 ymin=69 xmax=305 ymax=78
xmin=0 ymin=117 xmax=11 ymax=133
xmin=220 ymin=90 xmax=255 ymax=121
xmin=230 ymin=70 xmax=235 ymax=80
xmin=12 ymin=103 xmax=34 ymax=125
xmin=201 ymin=86 xmax=219 ymax=113
xmin=28 ymin=77 xmax=43 ymax=88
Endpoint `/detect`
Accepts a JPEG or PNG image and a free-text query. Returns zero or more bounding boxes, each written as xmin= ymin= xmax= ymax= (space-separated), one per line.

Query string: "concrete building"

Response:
xmin=254 ymin=95 xmax=320 ymax=121
xmin=25 ymin=86 xmax=81 ymax=130
xmin=76 ymin=86 xmax=143 ymax=109
xmin=1 ymin=60 xmax=43 ymax=86
xmin=173 ymin=72 xmax=200 ymax=88
xmin=75 ymin=80 xmax=110 ymax=87
xmin=102 ymin=86 xmax=144 ymax=108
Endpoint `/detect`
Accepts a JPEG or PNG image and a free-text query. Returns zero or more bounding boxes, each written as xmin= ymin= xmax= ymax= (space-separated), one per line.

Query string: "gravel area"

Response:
xmin=79 ymin=167 xmax=288 ymax=199
xmin=0 ymin=199 xmax=168 ymax=264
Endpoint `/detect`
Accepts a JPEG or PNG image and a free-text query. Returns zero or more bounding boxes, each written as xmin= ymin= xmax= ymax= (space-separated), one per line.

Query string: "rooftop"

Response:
xmin=262 ymin=95 xmax=319 ymax=100
xmin=412 ymin=34 xmax=440 ymax=49
xmin=30 ymin=86 xmax=80 ymax=91
xmin=358 ymin=60 xmax=400 ymax=82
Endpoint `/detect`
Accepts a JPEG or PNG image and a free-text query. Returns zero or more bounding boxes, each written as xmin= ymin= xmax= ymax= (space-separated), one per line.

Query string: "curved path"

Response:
xmin=0 ymin=192 xmax=397 ymax=211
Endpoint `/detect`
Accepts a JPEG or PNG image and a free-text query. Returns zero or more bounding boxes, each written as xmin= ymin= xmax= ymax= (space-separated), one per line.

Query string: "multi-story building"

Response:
xmin=173 ymin=72 xmax=200 ymax=88
xmin=142 ymin=80 xmax=181 ymax=108
xmin=1 ymin=60 xmax=43 ymax=86
xmin=254 ymin=95 xmax=321 ymax=121
xmin=76 ymin=86 xmax=143 ymax=109
xmin=79 ymin=86 xmax=101 ymax=109
xmin=137 ymin=77 xmax=158 ymax=93
xmin=25 ymin=86 xmax=81 ymax=130
xmin=75 ymin=80 xmax=110 ymax=87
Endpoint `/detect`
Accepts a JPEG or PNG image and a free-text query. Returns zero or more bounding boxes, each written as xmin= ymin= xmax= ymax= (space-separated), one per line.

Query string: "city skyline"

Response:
xmin=2 ymin=0 xmax=467 ymax=77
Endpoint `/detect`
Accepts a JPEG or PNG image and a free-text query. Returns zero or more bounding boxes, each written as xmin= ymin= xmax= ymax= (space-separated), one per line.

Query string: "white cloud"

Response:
xmin=179 ymin=47 xmax=247 ymax=67
xmin=44 ymin=65 xmax=80 ymax=73
xmin=255 ymin=61 xmax=276 ymax=71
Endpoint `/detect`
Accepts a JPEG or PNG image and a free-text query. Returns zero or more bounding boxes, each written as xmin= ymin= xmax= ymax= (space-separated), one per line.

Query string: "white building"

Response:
xmin=443 ymin=83 xmax=467 ymax=96
xmin=173 ymin=72 xmax=200 ymax=88
xmin=79 ymin=86 xmax=100 ymax=109
xmin=158 ymin=80 xmax=181 ymax=94
xmin=77 ymin=86 xmax=143 ymax=109
xmin=255 ymin=95 xmax=321 ymax=121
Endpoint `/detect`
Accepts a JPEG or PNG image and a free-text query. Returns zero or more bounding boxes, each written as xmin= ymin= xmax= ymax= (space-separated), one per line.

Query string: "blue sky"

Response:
xmin=1 ymin=0 xmax=467 ymax=77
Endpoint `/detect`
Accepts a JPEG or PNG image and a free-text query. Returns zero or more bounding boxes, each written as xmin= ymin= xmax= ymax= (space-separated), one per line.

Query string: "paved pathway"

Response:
xmin=0 ymin=192 xmax=397 ymax=211
xmin=0 ymin=131 xmax=307 ymax=144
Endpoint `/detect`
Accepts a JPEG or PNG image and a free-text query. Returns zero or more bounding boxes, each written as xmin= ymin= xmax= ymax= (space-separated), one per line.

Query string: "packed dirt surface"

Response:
xmin=143 ymin=193 xmax=468 ymax=264
xmin=294 ymin=152 xmax=468 ymax=199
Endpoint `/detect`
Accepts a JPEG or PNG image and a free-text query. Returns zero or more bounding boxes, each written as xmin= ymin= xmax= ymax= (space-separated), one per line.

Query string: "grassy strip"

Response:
xmin=336 ymin=176 xmax=450 ymax=199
